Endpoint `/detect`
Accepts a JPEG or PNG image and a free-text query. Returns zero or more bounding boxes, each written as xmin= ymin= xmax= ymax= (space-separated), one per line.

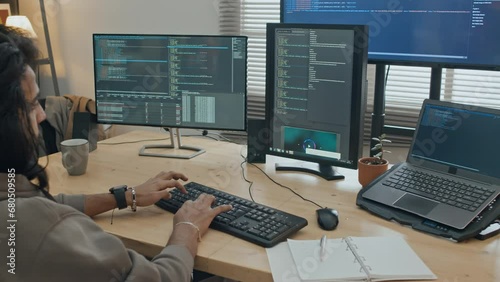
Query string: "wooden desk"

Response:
xmin=44 ymin=131 xmax=499 ymax=282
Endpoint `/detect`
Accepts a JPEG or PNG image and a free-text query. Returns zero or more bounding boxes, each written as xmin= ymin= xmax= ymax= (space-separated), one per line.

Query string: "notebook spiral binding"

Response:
xmin=344 ymin=237 xmax=373 ymax=281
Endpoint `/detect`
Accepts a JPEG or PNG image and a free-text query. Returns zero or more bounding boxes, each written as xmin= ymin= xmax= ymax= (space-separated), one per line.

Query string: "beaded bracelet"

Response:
xmin=175 ymin=221 xmax=202 ymax=242
xmin=127 ymin=187 xmax=137 ymax=212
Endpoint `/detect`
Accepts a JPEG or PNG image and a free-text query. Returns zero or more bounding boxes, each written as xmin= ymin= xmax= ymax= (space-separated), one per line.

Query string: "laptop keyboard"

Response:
xmin=382 ymin=167 xmax=496 ymax=212
xmin=155 ymin=182 xmax=308 ymax=248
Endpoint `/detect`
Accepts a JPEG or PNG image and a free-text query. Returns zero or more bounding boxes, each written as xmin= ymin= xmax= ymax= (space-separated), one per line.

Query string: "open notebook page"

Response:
xmin=348 ymin=237 xmax=436 ymax=281
xmin=287 ymin=238 xmax=367 ymax=281
xmin=267 ymin=242 xmax=306 ymax=282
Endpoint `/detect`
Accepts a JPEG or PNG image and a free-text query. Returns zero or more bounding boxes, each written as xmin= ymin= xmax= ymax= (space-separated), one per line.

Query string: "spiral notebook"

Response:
xmin=266 ymin=236 xmax=436 ymax=282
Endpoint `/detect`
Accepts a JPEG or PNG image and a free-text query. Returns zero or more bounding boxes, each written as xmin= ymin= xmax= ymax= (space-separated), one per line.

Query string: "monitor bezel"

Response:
xmin=280 ymin=0 xmax=500 ymax=71
xmin=265 ymin=23 xmax=368 ymax=170
xmin=92 ymin=33 xmax=248 ymax=132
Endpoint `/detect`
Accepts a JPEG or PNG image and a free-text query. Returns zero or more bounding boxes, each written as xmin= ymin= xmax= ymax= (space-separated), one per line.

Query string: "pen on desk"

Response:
xmin=320 ymin=235 xmax=327 ymax=262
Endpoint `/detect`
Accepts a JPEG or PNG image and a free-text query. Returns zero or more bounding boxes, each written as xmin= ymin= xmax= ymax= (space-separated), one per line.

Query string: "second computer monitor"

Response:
xmin=265 ymin=23 xmax=368 ymax=180
xmin=93 ymin=34 xmax=247 ymax=131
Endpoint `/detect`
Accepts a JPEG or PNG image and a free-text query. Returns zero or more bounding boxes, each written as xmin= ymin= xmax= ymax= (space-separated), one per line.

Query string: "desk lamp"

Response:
xmin=6 ymin=8 xmax=60 ymax=97
xmin=6 ymin=15 xmax=37 ymax=38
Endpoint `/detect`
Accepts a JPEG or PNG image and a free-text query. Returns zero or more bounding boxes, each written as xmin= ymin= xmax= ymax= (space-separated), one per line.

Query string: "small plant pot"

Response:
xmin=358 ymin=157 xmax=389 ymax=187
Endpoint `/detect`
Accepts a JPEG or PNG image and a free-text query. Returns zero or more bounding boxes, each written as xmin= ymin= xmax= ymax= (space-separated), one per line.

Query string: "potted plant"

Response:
xmin=358 ymin=134 xmax=391 ymax=187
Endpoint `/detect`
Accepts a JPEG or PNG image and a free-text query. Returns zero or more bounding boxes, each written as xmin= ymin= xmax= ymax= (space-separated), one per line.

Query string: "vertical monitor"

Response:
xmin=93 ymin=34 xmax=247 ymax=131
xmin=281 ymin=0 xmax=500 ymax=69
xmin=265 ymin=23 xmax=368 ymax=180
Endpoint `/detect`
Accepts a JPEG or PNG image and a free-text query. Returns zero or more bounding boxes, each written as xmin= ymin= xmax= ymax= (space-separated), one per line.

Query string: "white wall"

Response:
xmin=20 ymin=0 xmax=221 ymax=99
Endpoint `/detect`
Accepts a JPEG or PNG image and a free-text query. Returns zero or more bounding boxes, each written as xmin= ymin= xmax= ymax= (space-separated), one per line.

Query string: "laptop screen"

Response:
xmin=410 ymin=101 xmax=500 ymax=179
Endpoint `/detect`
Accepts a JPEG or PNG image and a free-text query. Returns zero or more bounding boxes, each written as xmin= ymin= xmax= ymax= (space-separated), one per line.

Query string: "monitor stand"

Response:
xmin=139 ymin=128 xmax=206 ymax=159
xmin=275 ymin=162 xmax=345 ymax=181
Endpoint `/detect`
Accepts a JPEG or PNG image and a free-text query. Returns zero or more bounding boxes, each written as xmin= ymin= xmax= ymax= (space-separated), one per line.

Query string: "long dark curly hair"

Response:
xmin=0 ymin=25 xmax=51 ymax=199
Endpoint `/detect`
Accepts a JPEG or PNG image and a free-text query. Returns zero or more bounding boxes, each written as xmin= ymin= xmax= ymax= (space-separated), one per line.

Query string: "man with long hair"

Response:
xmin=0 ymin=25 xmax=231 ymax=281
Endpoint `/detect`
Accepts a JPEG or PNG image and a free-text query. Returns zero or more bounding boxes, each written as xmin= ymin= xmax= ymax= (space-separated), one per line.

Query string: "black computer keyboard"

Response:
xmin=155 ymin=182 xmax=308 ymax=247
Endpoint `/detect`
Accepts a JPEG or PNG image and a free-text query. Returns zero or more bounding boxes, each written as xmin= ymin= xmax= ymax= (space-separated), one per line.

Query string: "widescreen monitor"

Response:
xmin=265 ymin=23 xmax=368 ymax=180
xmin=93 ymin=34 xmax=247 ymax=158
xmin=282 ymin=0 xmax=500 ymax=70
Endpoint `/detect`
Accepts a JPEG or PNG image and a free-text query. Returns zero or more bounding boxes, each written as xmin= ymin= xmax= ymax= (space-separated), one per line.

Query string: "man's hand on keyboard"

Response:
xmin=132 ymin=170 xmax=188 ymax=207
xmin=175 ymin=193 xmax=233 ymax=236
xmin=168 ymin=193 xmax=232 ymax=258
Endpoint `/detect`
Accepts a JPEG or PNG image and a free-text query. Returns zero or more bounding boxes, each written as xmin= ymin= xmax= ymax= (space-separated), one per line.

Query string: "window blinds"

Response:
xmin=219 ymin=0 xmax=280 ymax=119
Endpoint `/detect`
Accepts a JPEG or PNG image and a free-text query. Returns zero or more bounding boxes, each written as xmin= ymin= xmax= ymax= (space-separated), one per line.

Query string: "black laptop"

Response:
xmin=362 ymin=99 xmax=500 ymax=229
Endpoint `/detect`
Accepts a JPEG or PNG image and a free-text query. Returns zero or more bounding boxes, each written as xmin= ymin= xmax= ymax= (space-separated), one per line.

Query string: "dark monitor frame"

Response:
xmin=93 ymin=33 xmax=248 ymax=158
xmin=93 ymin=33 xmax=248 ymax=131
xmin=265 ymin=23 xmax=369 ymax=180
xmin=280 ymin=0 xmax=500 ymax=71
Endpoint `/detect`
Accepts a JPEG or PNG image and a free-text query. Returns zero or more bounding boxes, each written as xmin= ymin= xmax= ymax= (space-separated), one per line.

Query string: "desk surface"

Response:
xmin=44 ymin=131 xmax=499 ymax=282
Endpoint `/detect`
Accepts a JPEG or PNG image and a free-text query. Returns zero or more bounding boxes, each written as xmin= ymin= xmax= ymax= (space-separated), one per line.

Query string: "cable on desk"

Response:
xmin=206 ymin=132 xmax=236 ymax=143
xmin=237 ymin=145 xmax=256 ymax=202
xmin=99 ymin=137 xmax=170 ymax=145
xmin=240 ymin=159 xmax=256 ymax=202
xmin=239 ymin=151 xmax=324 ymax=209
xmin=198 ymin=130 xmax=242 ymax=144
xmin=192 ymin=129 xmax=243 ymax=144
xmin=181 ymin=132 xmax=219 ymax=141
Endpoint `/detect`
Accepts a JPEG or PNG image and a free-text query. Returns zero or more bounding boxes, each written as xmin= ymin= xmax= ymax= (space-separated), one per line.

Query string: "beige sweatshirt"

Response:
xmin=0 ymin=173 xmax=193 ymax=282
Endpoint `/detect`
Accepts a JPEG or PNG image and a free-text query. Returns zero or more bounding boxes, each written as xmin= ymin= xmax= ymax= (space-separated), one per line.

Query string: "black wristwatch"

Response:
xmin=109 ymin=185 xmax=128 ymax=209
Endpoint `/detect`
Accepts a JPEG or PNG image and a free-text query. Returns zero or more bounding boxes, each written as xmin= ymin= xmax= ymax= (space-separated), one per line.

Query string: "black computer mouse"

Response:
xmin=316 ymin=208 xmax=339 ymax=231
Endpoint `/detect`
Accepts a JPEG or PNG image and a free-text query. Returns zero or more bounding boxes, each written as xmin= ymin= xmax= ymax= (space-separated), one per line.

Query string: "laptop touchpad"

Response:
xmin=394 ymin=194 xmax=438 ymax=215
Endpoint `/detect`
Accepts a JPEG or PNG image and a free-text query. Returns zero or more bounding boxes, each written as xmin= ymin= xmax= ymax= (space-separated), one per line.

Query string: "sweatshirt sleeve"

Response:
xmin=31 ymin=211 xmax=194 ymax=282
xmin=52 ymin=193 xmax=85 ymax=212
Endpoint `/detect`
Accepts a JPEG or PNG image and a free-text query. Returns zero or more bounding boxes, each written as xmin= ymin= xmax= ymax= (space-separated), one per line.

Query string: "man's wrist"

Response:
xmin=175 ymin=222 xmax=201 ymax=241
xmin=168 ymin=224 xmax=199 ymax=258
xmin=109 ymin=185 xmax=128 ymax=209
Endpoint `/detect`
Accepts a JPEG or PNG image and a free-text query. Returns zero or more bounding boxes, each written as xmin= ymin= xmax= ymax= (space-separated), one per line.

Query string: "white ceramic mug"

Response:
xmin=60 ymin=139 xmax=89 ymax=176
